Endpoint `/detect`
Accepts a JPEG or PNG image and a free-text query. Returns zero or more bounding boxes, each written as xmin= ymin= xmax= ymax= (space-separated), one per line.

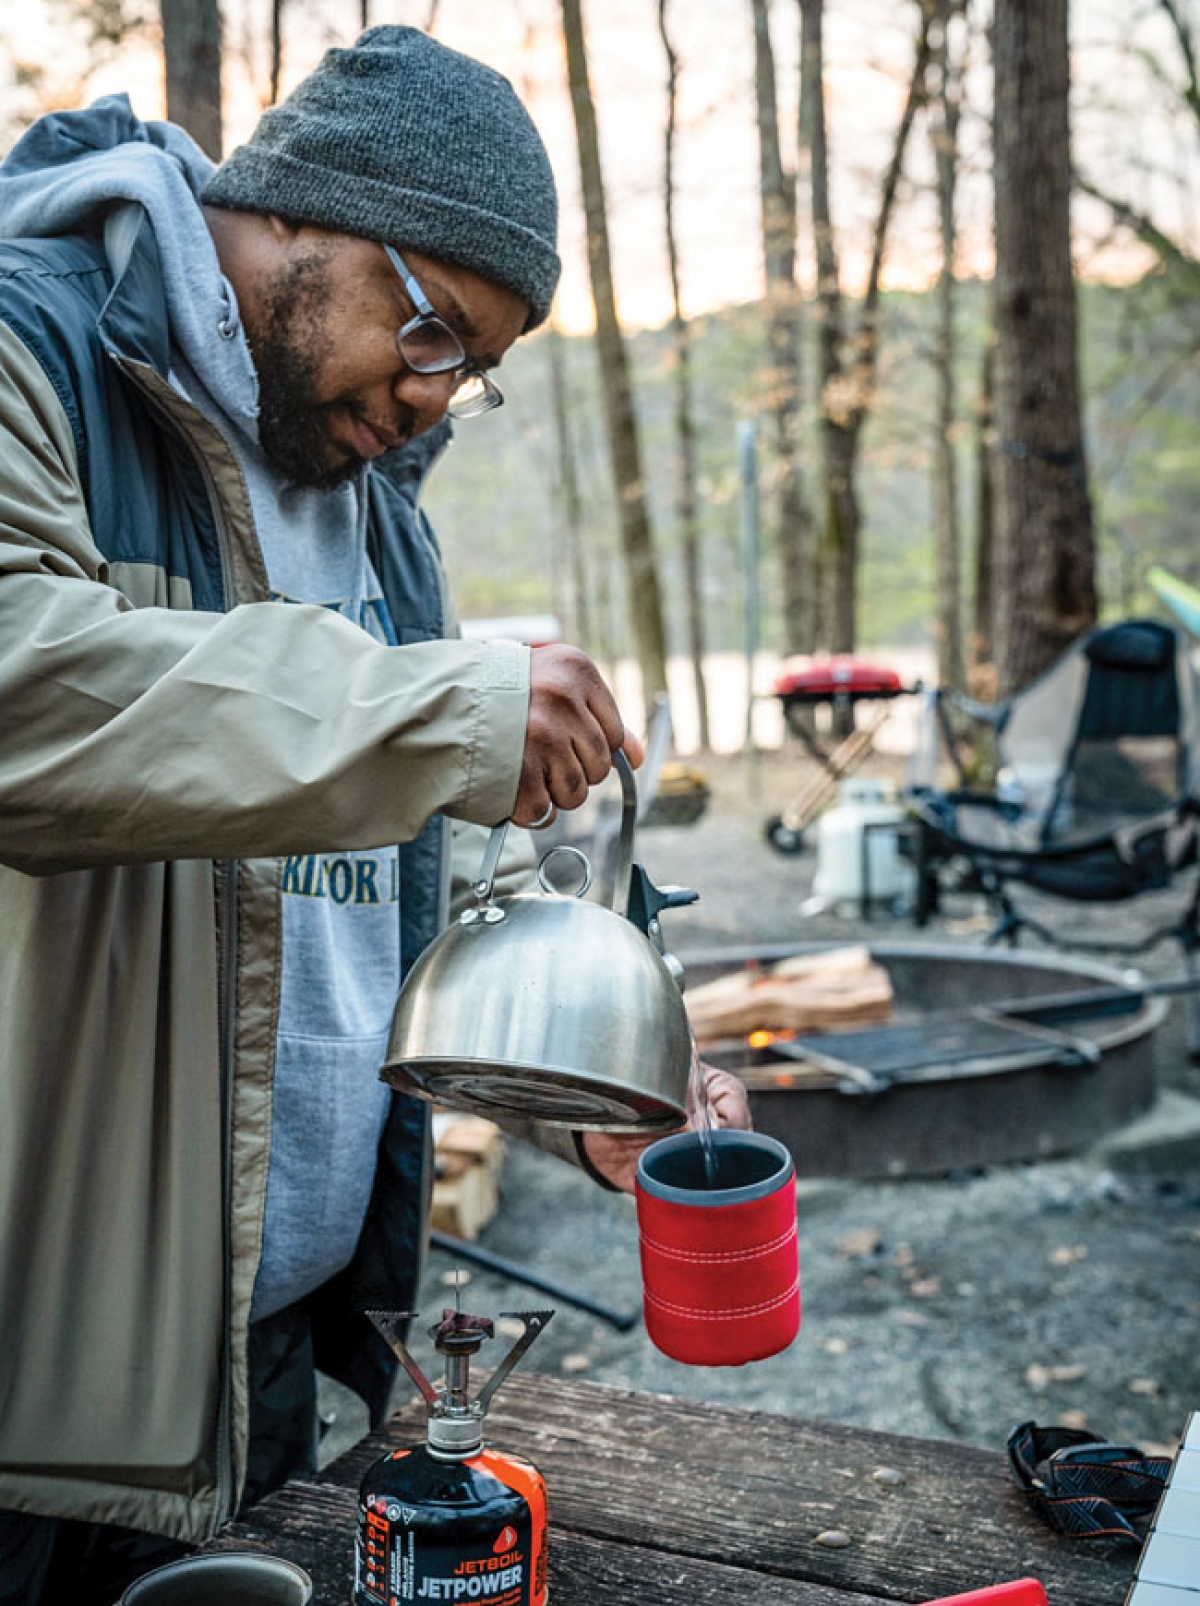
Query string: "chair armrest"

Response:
xmin=944 ymin=689 xmax=1010 ymax=730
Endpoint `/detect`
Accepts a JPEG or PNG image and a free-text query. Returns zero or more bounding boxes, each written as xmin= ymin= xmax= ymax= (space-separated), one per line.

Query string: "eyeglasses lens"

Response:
xmin=447 ymin=373 xmax=501 ymax=419
xmin=398 ymin=317 xmax=464 ymax=375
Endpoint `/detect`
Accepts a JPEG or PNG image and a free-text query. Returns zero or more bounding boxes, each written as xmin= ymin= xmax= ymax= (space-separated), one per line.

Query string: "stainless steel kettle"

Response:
xmin=380 ymin=753 xmax=698 ymax=1131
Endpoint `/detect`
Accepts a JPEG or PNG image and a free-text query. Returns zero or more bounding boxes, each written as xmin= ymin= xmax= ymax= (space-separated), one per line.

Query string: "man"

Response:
xmin=0 ymin=27 xmax=748 ymax=1604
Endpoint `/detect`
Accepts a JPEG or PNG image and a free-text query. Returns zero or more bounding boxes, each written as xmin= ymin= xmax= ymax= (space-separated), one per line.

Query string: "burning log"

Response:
xmin=685 ymin=946 xmax=894 ymax=1043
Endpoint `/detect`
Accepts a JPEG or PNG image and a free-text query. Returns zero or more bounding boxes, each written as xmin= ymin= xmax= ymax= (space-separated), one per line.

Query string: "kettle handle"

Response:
xmin=470 ymin=748 xmax=638 ymax=910
xmin=471 ymin=819 xmax=510 ymax=905
xmin=611 ymin=747 xmax=637 ymax=916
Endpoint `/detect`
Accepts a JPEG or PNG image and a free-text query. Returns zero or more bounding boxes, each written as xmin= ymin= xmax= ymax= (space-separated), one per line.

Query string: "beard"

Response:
xmin=248 ymin=249 xmax=414 ymax=491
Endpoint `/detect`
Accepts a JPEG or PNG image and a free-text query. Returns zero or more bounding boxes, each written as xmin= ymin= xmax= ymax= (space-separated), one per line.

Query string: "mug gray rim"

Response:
xmin=636 ymin=1129 xmax=794 ymax=1207
xmin=119 ymin=1551 xmax=313 ymax=1604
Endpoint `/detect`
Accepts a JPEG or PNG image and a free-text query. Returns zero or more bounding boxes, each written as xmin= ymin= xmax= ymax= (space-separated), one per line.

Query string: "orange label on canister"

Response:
xmin=471 ymin=1450 xmax=548 ymax=1606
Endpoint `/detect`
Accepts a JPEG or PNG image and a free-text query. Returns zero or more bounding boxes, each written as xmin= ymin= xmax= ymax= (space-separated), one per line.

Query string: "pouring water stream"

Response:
xmin=688 ymin=1037 xmax=720 ymax=1189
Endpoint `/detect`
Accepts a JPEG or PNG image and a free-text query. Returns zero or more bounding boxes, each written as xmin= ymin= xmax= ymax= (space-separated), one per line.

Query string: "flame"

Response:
xmin=746 ymin=1028 xmax=798 ymax=1050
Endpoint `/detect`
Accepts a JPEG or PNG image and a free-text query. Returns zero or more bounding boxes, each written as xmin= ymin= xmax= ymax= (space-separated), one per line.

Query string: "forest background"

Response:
xmin=1 ymin=0 xmax=1197 ymax=750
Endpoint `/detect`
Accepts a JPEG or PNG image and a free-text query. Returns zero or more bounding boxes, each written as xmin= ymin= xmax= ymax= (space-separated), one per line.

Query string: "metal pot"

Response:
xmin=381 ymin=753 xmax=697 ymax=1131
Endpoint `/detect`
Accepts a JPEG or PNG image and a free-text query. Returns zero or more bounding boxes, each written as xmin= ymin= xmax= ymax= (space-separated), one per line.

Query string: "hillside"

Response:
xmin=422 ymin=275 xmax=1200 ymax=657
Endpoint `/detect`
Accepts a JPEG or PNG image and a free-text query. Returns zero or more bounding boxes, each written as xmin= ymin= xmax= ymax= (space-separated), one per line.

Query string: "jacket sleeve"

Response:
xmin=0 ymin=321 xmax=531 ymax=875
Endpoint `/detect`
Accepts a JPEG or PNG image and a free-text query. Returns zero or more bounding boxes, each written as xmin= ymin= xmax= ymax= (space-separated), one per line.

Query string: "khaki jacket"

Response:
xmin=0 ymin=238 xmax=536 ymax=1540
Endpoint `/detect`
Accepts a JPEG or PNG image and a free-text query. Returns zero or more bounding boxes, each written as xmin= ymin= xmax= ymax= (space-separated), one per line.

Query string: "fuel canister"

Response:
xmin=353 ymin=1307 xmax=553 ymax=1606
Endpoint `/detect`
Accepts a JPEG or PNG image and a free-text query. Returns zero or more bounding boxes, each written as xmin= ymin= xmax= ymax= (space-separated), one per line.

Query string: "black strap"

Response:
xmin=1007 ymin=1420 xmax=1173 ymax=1543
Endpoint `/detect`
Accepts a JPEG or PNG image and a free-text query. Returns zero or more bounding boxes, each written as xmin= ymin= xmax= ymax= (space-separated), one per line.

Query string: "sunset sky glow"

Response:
xmin=1 ymin=0 xmax=1194 ymax=333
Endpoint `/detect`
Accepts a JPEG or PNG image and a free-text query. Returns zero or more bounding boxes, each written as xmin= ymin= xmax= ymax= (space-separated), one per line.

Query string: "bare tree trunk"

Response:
xmin=161 ymin=0 xmax=222 ymax=159
xmin=360 ymin=1 xmax=370 ymax=29
xmin=992 ymin=0 xmax=1096 ymax=695
xmin=269 ymin=0 xmax=284 ymax=106
xmin=591 ymin=516 xmax=620 ymax=682
xmin=750 ymin=0 xmax=813 ymax=654
xmin=971 ymin=331 xmax=997 ymax=684
xmin=798 ymin=0 xmax=933 ymax=656
xmin=545 ymin=328 xmax=592 ymax=655
xmin=798 ymin=0 xmax=839 ymax=648
xmin=658 ymin=0 xmax=711 ymax=750
xmin=561 ymin=0 xmax=669 ymax=703
xmin=929 ymin=0 xmax=965 ymax=691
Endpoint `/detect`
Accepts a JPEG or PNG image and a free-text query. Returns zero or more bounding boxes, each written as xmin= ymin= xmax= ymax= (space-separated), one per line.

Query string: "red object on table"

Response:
xmin=922 ymin=1581 xmax=1048 ymax=1606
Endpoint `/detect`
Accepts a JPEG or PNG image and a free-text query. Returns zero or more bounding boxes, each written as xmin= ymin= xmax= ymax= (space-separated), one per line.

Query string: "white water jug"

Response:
xmin=811 ymin=777 xmax=914 ymax=909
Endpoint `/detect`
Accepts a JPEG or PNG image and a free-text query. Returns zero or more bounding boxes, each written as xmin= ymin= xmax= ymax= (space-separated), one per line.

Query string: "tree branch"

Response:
xmin=848 ymin=0 xmax=936 ymax=437
xmin=1159 ymin=0 xmax=1200 ymax=125
xmin=1073 ymin=169 xmax=1200 ymax=290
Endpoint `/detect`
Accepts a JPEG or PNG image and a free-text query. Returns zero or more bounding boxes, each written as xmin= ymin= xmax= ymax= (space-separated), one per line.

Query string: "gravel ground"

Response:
xmin=329 ymin=751 xmax=1200 ymax=1467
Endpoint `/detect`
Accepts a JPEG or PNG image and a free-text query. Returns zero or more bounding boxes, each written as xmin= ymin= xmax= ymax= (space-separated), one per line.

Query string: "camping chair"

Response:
xmin=910 ymin=619 xmax=1200 ymax=1055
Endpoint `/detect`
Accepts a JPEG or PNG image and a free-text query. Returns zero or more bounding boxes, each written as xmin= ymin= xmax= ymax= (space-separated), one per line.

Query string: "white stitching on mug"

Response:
xmin=639 ymin=1222 xmax=798 ymax=1265
xmin=643 ymin=1277 xmax=801 ymax=1321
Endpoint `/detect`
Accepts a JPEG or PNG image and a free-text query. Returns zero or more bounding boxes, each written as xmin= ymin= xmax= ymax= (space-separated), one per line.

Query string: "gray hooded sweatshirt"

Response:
xmin=0 ymin=95 xmax=399 ymax=1320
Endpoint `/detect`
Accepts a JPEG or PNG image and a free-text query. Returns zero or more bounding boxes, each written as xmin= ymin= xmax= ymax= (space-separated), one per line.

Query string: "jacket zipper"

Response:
xmin=214 ymin=855 xmax=239 ymax=1529
xmin=115 ymin=354 xmax=251 ymax=1532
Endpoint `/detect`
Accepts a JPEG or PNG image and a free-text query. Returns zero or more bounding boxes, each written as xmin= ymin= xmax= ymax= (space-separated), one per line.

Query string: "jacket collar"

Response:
xmin=95 ymin=203 xmax=173 ymax=375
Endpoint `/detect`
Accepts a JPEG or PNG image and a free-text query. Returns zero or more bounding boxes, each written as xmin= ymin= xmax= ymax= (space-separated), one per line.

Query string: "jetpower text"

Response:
xmin=415 ymin=1564 xmax=523 ymax=1599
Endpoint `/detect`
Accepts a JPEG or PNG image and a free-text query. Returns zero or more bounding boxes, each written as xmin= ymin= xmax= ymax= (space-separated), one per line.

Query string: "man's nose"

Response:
xmin=394 ymin=366 xmax=458 ymax=425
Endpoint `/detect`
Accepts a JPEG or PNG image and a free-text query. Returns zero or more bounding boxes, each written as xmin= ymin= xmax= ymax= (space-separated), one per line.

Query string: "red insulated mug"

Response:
xmin=635 ymin=1130 xmax=800 ymax=1366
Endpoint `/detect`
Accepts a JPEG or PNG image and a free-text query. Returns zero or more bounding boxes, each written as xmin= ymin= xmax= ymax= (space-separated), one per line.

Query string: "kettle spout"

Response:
xmin=625 ymin=863 xmax=698 ymax=962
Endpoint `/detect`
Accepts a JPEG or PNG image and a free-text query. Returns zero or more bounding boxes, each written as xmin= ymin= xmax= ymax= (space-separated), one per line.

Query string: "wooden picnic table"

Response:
xmin=204 ymin=1374 xmax=1137 ymax=1605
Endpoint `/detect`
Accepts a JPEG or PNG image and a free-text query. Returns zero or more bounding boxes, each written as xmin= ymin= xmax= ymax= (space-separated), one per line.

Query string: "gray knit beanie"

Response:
xmin=203 ymin=26 xmax=560 ymax=329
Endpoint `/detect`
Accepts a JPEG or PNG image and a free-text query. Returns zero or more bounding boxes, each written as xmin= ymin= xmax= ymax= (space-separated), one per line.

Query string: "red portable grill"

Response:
xmin=765 ymin=655 xmax=914 ymax=854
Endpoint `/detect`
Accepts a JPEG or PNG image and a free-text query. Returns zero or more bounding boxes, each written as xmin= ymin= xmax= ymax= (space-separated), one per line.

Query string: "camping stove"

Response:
xmin=353 ymin=1308 xmax=554 ymax=1606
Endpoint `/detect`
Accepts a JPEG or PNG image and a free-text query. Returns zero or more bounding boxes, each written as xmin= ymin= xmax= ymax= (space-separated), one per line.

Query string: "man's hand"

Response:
xmin=513 ymin=644 xmax=645 ymax=828
xmin=700 ymin=1067 xmax=753 ymax=1131
xmin=579 ymin=1065 xmax=752 ymax=1195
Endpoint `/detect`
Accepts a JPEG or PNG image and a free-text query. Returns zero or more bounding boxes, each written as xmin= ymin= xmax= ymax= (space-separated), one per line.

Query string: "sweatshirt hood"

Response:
xmin=0 ymin=94 xmax=459 ymax=480
xmin=0 ymin=94 xmax=259 ymax=425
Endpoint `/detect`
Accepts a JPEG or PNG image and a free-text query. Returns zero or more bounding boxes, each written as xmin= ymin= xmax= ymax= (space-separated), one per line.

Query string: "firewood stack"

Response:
xmin=431 ymin=1114 xmax=505 ymax=1240
xmin=684 ymin=946 xmax=894 ymax=1043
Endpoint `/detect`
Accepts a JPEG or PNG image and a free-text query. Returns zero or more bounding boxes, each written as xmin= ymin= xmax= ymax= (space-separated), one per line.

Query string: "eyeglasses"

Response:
xmin=383 ymin=244 xmax=504 ymax=419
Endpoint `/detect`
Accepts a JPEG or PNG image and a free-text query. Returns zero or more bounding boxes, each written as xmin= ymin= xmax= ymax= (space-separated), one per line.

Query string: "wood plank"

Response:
xmin=206 ymin=1481 xmax=894 ymax=1606
xmin=320 ymin=1378 xmax=1134 ymax=1606
xmin=547 ymin=1530 xmax=893 ymax=1606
